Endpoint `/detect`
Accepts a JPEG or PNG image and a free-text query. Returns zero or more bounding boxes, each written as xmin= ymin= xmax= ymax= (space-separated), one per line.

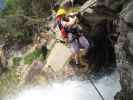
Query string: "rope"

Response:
xmin=88 ymin=78 xmax=105 ymax=100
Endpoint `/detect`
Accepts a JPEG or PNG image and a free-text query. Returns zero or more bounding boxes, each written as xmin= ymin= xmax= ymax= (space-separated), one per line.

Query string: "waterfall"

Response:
xmin=8 ymin=72 xmax=120 ymax=100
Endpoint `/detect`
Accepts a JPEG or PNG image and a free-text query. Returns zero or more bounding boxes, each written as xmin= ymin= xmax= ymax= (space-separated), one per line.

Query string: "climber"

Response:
xmin=64 ymin=13 xmax=90 ymax=66
xmin=51 ymin=8 xmax=69 ymax=42
xmin=52 ymin=8 xmax=90 ymax=67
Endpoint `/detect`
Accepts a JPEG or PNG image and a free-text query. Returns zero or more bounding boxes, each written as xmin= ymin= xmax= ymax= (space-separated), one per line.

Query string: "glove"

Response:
xmin=76 ymin=12 xmax=81 ymax=18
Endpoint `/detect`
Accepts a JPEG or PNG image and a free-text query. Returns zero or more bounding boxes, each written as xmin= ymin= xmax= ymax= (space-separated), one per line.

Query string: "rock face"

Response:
xmin=114 ymin=64 xmax=133 ymax=100
xmin=60 ymin=0 xmax=73 ymax=8
xmin=79 ymin=0 xmax=133 ymax=64
xmin=119 ymin=1 xmax=133 ymax=60
xmin=79 ymin=0 xmax=117 ymax=71
xmin=73 ymin=0 xmax=88 ymax=5
xmin=60 ymin=0 xmax=88 ymax=8
xmin=96 ymin=0 xmax=129 ymax=13
xmin=79 ymin=0 xmax=133 ymax=98
xmin=0 ymin=47 xmax=8 ymax=74
xmin=114 ymin=1 xmax=133 ymax=99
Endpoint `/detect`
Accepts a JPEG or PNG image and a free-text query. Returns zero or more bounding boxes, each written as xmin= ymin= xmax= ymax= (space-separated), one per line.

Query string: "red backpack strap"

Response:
xmin=56 ymin=16 xmax=68 ymax=39
xmin=56 ymin=16 xmax=63 ymax=30
xmin=61 ymin=28 xmax=68 ymax=39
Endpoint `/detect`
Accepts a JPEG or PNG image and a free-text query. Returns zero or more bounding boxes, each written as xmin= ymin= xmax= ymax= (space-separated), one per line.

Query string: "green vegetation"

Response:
xmin=1 ymin=0 xmax=51 ymax=17
xmin=0 ymin=66 xmax=18 ymax=97
xmin=0 ymin=48 xmax=47 ymax=97
xmin=24 ymin=49 xmax=43 ymax=65
xmin=0 ymin=16 xmax=34 ymax=44
xmin=0 ymin=0 xmax=80 ymax=45
xmin=1 ymin=0 xmax=18 ymax=16
xmin=0 ymin=0 xmax=51 ymax=45
xmin=13 ymin=57 xmax=21 ymax=66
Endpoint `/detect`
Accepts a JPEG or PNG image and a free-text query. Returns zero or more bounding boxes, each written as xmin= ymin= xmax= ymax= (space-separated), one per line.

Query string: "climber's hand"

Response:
xmin=51 ymin=28 xmax=55 ymax=33
xmin=64 ymin=38 xmax=68 ymax=44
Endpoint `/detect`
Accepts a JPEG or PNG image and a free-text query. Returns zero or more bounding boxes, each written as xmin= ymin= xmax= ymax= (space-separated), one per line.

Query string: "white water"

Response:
xmin=10 ymin=72 xmax=120 ymax=100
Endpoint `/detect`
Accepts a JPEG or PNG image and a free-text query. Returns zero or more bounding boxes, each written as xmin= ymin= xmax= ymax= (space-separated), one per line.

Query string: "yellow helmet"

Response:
xmin=57 ymin=8 xmax=66 ymax=16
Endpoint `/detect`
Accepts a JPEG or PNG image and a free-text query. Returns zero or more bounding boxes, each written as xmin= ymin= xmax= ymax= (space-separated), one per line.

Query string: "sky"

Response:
xmin=0 ymin=0 xmax=5 ymax=10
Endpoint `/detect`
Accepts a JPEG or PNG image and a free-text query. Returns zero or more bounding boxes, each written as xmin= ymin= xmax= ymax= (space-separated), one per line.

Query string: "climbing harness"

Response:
xmin=49 ymin=29 xmax=70 ymax=47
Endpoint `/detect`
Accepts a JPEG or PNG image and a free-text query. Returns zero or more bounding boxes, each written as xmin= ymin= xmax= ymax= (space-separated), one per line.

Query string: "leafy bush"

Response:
xmin=13 ymin=57 xmax=21 ymax=66
xmin=24 ymin=49 xmax=43 ymax=65
xmin=1 ymin=0 xmax=52 ymax=17
xmin=0 ymin=66 xmax=18 ymax=97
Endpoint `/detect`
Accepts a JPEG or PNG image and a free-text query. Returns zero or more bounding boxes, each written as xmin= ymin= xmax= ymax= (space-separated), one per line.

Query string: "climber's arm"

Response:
xmin=63 ymin=16 xmax=77 ymax=27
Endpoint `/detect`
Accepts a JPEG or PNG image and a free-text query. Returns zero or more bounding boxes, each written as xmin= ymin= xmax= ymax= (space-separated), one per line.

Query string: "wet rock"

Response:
xmin=60 ymin=0 xmax=88 ymax=8
xmin=60 ymin=0 xmax=73 ymax=8
xmin=114 ymin=64 xmax=133 ymax=100
xmin=127 ymin=32 xmax=133 ymax=57
xmin=96 ymin=0 xmax=128 ymax=13
xmin=124 ymin=11 xmax=133 ymax=24
xmin=25 ymin=60 xmax=47 ymax=84
xmin=73 ymin=0 xmax=88 ymax=5
xmin=0 ymin=47 xmax=8 ymax=74
xmin=79 ymin=0 xmax=133 ymax=72
xmin=113 ymin=0 xmax=133 ymax=99
xmin=122 ymin=4 xmax=133 ymax=58
xmin=80 ymin=0 xmax=96 ymax=14
xmin=79 ymin=11 xmax=116 ymax=70
xmin=118 ymin=0 xmax=133 ymax=60
xmin=79 ymin=0 xmax=116 ymax=34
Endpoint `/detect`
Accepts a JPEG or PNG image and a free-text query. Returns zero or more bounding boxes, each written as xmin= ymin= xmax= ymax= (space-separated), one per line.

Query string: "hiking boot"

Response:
xmin=75 ymin=63 xmax=85 ymax=68
xmin=69 ymin=60 xmax=76 ymax=65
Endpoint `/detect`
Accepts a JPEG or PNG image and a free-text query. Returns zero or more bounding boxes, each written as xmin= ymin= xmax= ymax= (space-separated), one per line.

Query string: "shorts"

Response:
xmin=68 ymin=33 xmax=90 ymax=53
